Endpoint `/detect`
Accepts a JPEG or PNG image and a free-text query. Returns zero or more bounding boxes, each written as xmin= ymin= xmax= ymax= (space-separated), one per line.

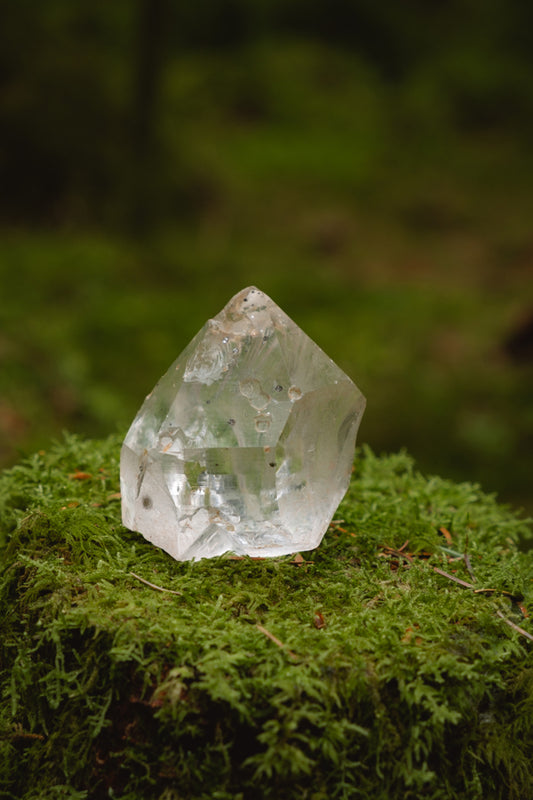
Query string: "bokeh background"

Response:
xmin=1 ymin=1 xmax=532 ymax=513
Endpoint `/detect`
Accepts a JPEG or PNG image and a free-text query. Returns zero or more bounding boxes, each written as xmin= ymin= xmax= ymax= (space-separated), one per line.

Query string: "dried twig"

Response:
xmin=496 ymin=610 xmax=533 ymax=643
xmin=463 ymin=552 xmax=475 ymax=581
xmin=432 ymin=567 xmax=475 ymax=590
xmin=256 ymin=623 xmax=298 ymax=660
xmin=129 ymin=572 xmax=182 ymax=595
xmin=463 ymin=533 xmax=476 ymax=582
xmin=10 ymin=729 xmax=45 ymax=741
xmin=392 ymin=548 xmax=413 ymax=563
xmin=473 ymin=588 xmax=515 ymax=598
xmin=434 ymin=569 xmax=532 ymax=641
xmin=380 ymin=545 xmax=413 ymax=565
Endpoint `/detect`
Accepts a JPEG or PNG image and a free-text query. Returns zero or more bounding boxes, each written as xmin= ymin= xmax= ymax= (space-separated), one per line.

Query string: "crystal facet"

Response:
xmin=120 ymin=287 xmax=366 ymax=561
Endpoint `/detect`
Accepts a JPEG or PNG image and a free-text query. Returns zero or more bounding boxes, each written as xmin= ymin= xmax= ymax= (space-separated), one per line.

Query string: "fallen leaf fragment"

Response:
xmin=401 ymin=625 xmax=422 ymax=645
xmin=69 ymin=471 xmax=93 ymax=480
xmin=439 ymin=527 xmax=453 ymax=546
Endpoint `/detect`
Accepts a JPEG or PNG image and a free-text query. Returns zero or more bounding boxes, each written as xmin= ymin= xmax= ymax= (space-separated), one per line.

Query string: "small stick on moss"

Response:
xmin=129 ymin=572 xmax=182 ymax=595
xmin=256 ymin=623 xmax=298 ymax=661
xmin=432 ymin=567 xmax=475 ymax=590
xmin=380 ymin=545 xmax=413 ymax=565
xmin=463 ymin=533 xmax=476 ymax=582
xmin=434 ymin=570 xmax=532 ymax=640
xmin=496 ymin=610 xmax=533 ymax=643
xmin=473 ymin=588 xmax=516 ymax=598
xmin=435 ymin=569 xmax=528 ymax=601
xmin=11 ymin=730 xmax=45 ymax=741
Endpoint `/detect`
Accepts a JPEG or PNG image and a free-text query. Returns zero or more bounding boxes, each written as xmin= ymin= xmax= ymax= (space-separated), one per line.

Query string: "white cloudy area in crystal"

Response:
xmin=120 ymin=287 xmax=366 ymax=561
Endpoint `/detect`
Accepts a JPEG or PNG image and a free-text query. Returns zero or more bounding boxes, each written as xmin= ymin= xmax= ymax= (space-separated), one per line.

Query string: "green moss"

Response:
xmin=0 ymin=435 xmax=532 ymax=799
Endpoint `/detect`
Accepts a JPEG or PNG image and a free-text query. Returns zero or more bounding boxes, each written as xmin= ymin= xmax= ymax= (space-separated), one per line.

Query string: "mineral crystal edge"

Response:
xmin=120 ymin=286 xmax=366 ymax=561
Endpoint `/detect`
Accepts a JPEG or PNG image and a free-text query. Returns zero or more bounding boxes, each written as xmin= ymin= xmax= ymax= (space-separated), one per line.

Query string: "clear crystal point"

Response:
xmin=120 ymin=287 xmax=366 ymax=561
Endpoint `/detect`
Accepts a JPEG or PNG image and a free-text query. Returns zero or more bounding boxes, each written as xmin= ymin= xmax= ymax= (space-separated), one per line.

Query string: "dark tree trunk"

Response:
xmin=130 ymin=0 xmax=168 ymax=233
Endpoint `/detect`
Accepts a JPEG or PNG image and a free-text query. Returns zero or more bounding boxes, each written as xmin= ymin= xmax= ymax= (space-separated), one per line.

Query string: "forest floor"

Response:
xmin=1 ymin=435 xmax=531 ymax=798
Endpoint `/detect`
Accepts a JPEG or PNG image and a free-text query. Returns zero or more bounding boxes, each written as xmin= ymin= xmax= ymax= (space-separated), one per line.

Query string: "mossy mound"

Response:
xmin=0 ymin=435 xmax=532 ymax=800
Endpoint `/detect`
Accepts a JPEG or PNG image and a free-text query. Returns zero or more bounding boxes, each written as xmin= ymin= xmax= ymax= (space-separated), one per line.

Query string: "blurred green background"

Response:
xmin=1 ymin=1 xmax=532 ymax=512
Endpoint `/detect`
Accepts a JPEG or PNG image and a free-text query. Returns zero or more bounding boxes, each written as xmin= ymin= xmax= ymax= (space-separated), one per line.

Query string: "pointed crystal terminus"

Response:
xmin=120 ymin=287 xmax=366 ymax=561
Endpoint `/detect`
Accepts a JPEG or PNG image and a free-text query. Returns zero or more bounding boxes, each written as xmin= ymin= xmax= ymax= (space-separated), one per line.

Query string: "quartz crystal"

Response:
xmin=120 ymin=287 xmax=366 ymax=561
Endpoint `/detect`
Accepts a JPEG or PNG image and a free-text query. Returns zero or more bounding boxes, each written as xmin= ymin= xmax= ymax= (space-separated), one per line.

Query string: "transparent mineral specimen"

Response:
xmin=120 ymin=287 xmax=366 ymax=560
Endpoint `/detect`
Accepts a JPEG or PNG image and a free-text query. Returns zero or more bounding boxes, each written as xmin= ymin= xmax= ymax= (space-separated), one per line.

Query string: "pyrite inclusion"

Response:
xmin=120 ymin=287 xmax=366 ymax=561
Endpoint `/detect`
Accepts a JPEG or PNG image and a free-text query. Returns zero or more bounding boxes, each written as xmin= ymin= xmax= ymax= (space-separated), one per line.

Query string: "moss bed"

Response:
xmin=0 ymin=435 xmax=532 ymax=800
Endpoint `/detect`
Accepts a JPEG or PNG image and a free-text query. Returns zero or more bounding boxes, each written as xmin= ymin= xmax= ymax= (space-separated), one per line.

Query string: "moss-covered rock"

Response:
xmin=0 ymin=435 xmax=531 ymax=799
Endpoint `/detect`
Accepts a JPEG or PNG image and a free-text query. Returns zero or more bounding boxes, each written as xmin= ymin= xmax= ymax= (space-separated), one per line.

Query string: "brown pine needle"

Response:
xmin=496 ymin=610 xmax=533 ymax=643
xmin=464 ymin=552 xmax=476 ymax=582
xmin=256 ymin=623 xmax=298 ymax=660
xmin=434 ymin=568 xmax=533 ymax=642
xmin=129 ymin=572 xmax=182 ymax=595
xmin=432 ymin=567 xmax=475 ymax=590
xmin=463 ymin=533 xmax=476 ymax=582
